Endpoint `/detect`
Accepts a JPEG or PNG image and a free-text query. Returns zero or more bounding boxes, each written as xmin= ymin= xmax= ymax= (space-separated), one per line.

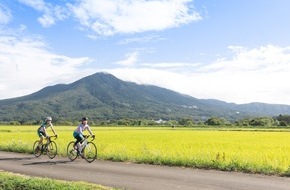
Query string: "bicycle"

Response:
xmin=33 ymin=135 xmax=58 ymax=159
xmin=67 ymin=135 xmax=97 ymax=163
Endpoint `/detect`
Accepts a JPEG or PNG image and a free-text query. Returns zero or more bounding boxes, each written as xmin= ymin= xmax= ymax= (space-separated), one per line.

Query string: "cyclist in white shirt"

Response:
xmin=73 ymin=117 xmax=95 ymax=154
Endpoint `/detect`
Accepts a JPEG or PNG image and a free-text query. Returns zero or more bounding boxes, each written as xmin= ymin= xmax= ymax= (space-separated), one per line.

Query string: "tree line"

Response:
xmin=2 ymin=114 xmax=290 ymax=127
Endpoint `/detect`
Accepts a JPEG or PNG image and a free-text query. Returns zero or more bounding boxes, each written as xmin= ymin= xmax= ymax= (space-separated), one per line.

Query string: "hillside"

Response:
xmin=0 ymin=72 xmax=290 ymax=123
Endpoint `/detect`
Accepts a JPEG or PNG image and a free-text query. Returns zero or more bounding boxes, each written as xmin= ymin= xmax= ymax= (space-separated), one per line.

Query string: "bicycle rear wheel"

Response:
xmin=47 ymin=141 xmax=57 ymax=159
xmin=83 ymin=142 xmax=97 ymax=163
xmin=67 ymin=141 xmax=78 ymax=161
xmin=33 ymin=140 xmax=42 ymax=157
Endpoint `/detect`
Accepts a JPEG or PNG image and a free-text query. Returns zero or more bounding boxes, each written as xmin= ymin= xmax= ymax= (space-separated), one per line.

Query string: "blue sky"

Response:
xmin=1 ymin=0 xmax=290 ymax=105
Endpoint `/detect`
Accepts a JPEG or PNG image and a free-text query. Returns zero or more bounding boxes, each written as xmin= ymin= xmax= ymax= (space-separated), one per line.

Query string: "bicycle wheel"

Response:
xmin=33 ymin=140 xmax=42 ymax=157
xmin=67 ymin=141 xmax=78 ymax=161
xmin=83 ymin=142 xmax=97 ymax=163
xmin=47 ymin=141 xmax=57 ymax=159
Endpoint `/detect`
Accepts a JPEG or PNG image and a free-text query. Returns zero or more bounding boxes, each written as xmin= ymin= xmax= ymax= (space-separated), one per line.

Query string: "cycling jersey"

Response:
xmin=74 ymin=124 xmax=91 ymax=135
xmin=38 ymin=123 xmax=52 ymax=132
xmin=37 ymin=123 xmax=52 ymax=137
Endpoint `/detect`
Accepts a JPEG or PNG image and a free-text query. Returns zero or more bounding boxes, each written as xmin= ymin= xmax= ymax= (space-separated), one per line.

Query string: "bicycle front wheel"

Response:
xmin=47 ymin=141 xmax=57 ymax=159
xmin=67 ymin=141 xmax=78 ymax=161
xmin=83 ymin=142 xmax=97 ymax=163
xmin=33 ymin=140 xmax=42 ymax=157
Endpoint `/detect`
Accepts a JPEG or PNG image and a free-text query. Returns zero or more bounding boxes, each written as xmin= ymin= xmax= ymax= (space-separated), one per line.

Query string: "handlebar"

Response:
xmin=84 ymin=135 xmax=95 ymax=141
xmin=47 ymin=135 xmax=58 ymax=140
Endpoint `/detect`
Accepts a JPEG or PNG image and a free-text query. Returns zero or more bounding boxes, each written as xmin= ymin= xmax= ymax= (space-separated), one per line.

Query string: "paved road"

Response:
xmin=0 ymin=151 xmax=289 ymax=190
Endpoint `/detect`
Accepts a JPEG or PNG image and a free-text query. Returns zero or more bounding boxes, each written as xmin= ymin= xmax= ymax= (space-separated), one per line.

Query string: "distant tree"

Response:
xmin=279 ymin=121 xmax=288 ymax=126
xmin=276 ymin=114 xmax=290 ymax=126
xmin=197 ymin=120 xmax=205 ymax=126
xmin=9 ymin=121 xmax=20 ymax=125
xmin=205 ymin=117 xmax=229 ymax=126
xmin=167 ymin=120 xmax=178 ymax=127
xmin=249 ymin=117 xmax=275 ymax=126
xmin=138 ymin=120 xmax=149 ymax=126
xmin=23 ymin=120 xmax=39 ymax=125
xmin=235 ymin=118 xmax=252 ymax=126
xmin=178 ymin=118 xmax=195 ymax=126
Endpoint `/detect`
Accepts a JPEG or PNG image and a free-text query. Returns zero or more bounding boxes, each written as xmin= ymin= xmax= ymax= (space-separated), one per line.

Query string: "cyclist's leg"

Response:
xmin=37 ymin=131 xmax=45 ymax=149
xmin=73 ymin=132 xmax=81 ymax=146
xmin=73 ymin=132 xmax=83 ymax=152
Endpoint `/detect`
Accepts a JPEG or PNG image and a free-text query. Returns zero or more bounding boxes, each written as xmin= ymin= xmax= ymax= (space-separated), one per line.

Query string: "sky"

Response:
xmin=1 ymin=0 xmax=290 ymax=105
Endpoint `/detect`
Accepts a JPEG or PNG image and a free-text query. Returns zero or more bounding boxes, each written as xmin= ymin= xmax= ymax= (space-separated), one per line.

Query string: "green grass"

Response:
xmin=0 ymin=171 xmax=115 ymax=190
xmin=0 ymin=125 xmax=289 ymax=176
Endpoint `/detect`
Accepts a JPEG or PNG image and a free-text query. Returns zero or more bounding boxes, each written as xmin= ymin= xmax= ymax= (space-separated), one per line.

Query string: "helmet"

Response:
xmin=81 ymin=117 xmax=88 ymax=121
xmin=45 ymin=117 xmax=52 ymax=122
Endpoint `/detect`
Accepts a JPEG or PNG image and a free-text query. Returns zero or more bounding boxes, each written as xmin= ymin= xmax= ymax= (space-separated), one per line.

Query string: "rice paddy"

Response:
xmin=0 ymin=125 xmax=289 ymax=176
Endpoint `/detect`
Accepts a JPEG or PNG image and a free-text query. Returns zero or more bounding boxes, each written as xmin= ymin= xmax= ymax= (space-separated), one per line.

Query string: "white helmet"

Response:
xmin=45 ymin=117 xmax=52 ymax=122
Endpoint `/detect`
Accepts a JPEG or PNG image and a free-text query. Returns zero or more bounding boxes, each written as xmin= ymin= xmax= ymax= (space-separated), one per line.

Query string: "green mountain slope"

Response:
xmin=0 ymin=72 xmax=290 ymax=122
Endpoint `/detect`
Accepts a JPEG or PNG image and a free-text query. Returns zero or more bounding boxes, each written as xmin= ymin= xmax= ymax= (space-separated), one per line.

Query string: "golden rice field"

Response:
xmin=0 ymin=125 xmax=289 ymax=176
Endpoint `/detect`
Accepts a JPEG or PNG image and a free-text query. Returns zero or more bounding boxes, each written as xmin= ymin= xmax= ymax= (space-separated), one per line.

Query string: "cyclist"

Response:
xmin=36 ymin=117 xmax=57 ymax=150
xmin=73 ymin=117 xmax=95 ymax=155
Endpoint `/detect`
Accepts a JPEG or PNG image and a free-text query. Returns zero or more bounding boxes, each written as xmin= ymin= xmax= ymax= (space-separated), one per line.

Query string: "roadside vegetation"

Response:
xmin=0 ymin=125 xmax=289 ymax=177
xmin=3 ymin=114 xmax=290 ymax=128
xmin=0 ymin=171 xmax=116 ymax=190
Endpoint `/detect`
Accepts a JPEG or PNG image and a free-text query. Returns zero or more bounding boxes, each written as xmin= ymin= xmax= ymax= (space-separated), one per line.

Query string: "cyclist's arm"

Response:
xmin=87 ymin=126 xmax=93 ymax=136
xmin=50 ymin=124 xmax=57 ymax=136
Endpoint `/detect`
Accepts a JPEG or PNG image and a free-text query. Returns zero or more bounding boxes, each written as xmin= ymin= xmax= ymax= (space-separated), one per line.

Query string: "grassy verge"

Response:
xmin=0 ymin=171 xmax=116 ymax=190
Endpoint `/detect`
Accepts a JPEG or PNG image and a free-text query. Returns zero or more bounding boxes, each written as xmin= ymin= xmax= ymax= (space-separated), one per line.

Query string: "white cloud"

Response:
xmin=18 ymin=0 xmax=69 ymax=27
xmin=16 ymin=1 xmax=201 ymax=34
xmin=18 ymin=0 xmax=46 ymax=11
xmin=0 ymin=4 xmax=12 ymax=24
xmin=69 ymin=0 xmax=201 ymax=36
xmin=115 ymin=51 xmax=139 ymax=66
xmin=201 ymin=45 xmax=290 ymax=72
xmin=0 ymin=32 xmax=95 ymax=99
xmin=118 ymin=35 xmax=166 ymax=45
xmin=37 ymin=14 xmax=55 ymax=27
xmin=108 ymin=45 xmax=290 ymax=105
xmin=142 ymin=62 xmax=202 ymax=69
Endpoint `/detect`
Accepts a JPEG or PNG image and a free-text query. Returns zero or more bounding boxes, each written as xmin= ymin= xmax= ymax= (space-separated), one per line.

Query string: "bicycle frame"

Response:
xmin=78 ymin=138 xmax=88 ymax=152
xmin=43 ymin=135 xmax=57 ymax=147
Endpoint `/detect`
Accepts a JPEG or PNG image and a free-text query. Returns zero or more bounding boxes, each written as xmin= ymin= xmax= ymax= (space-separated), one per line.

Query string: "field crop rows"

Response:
xmin=0 ymin=126 xmax=289 ymax=176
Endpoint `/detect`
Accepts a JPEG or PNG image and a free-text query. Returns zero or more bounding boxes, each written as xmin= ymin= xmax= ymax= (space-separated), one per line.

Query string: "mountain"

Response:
xmin=1 ymin=72 xmax=290 ymax=123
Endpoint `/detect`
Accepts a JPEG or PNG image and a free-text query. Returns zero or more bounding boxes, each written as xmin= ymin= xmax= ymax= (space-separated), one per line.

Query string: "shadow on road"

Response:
xmin=23 ymin=160 xmax=72 ymax=165
xmin=0 ymin=154 xmax=72 ymax=165
xmin=0 ymin=156 xmax=34 ymax=161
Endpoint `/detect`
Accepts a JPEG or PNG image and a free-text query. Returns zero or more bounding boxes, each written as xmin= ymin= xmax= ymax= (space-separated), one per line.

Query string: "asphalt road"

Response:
xmin=0 ymin=151 xmax=289 ymax=190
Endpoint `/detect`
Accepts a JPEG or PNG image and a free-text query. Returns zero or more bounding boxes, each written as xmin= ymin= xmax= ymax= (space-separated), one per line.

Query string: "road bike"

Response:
xmin=67 ymin=135 xmax=97 ymax=163
xmin=33 ymin=135 xmax=58 ymax=159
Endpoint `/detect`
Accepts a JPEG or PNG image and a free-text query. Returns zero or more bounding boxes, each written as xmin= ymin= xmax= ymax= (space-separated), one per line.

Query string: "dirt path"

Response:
xmin=0 ymin=151 xmax=289 ymax=190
